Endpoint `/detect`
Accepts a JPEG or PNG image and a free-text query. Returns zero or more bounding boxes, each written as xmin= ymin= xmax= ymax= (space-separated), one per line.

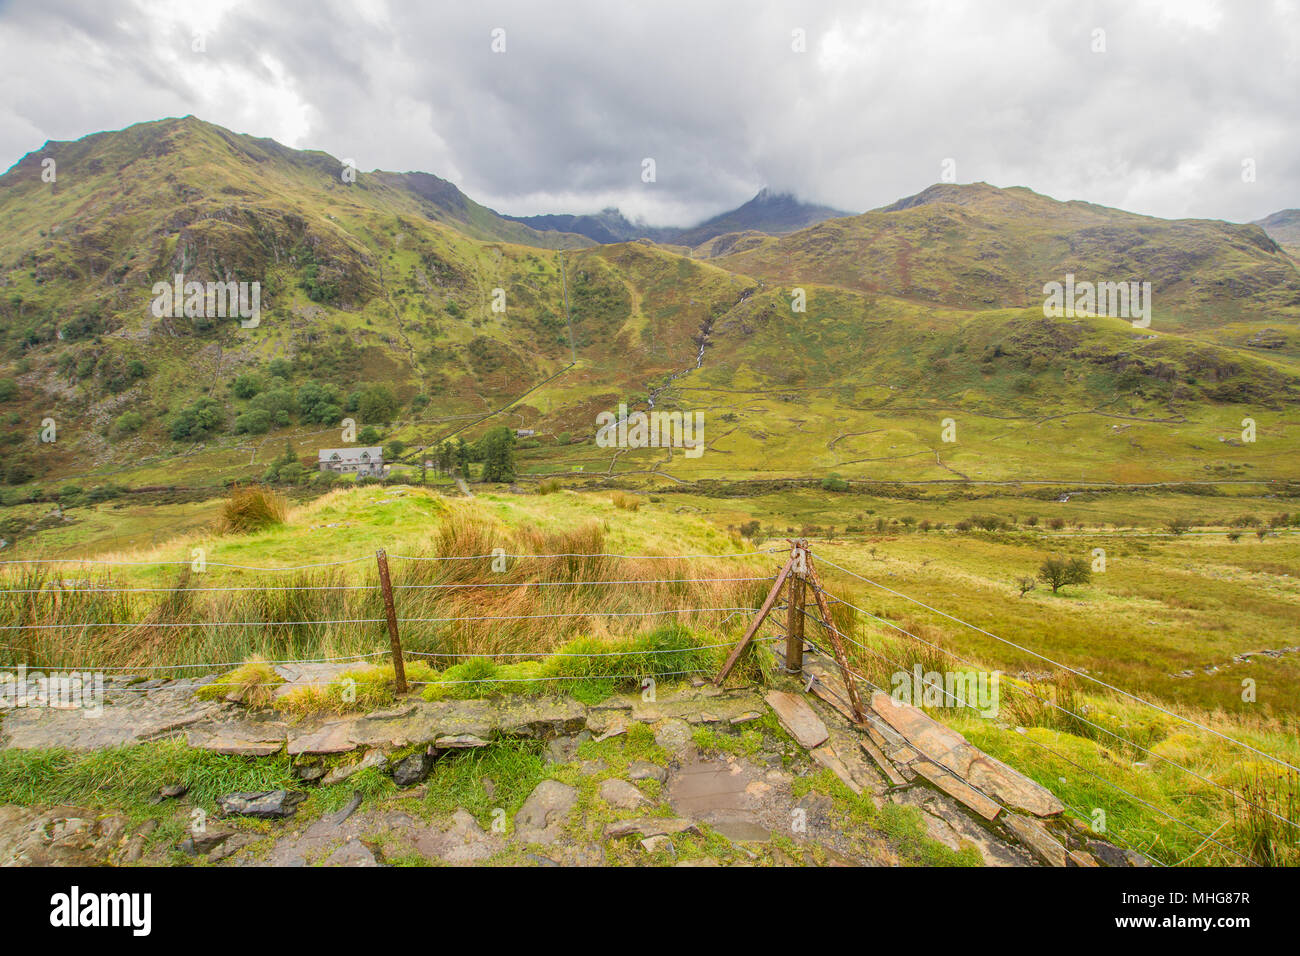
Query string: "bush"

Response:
xmin=111 ymin=411 xmax=144 ymax=438
xmin=215 ymin=485 xmax=289 ymax=534
xmin=169 ymin=397 xmax=223 ymax=441
xmin=821 ymin=476 xmax=850 ymax=492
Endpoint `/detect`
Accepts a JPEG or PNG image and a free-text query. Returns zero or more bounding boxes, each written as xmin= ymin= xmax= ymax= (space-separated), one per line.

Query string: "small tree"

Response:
xmin=1015 ymin=576 xmax=1037 ymax=598
xmin=479 ymin=427 xmax=517 ymax=483
xmin=1038 ymin=555 xmax=1091 ymax=594
xmin=1166 ymin=516 xmax=1192 ymax=535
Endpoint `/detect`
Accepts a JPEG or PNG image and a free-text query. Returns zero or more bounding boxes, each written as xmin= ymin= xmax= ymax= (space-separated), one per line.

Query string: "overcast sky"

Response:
xmin=1 ymin=0 xmax=1296 ymax=226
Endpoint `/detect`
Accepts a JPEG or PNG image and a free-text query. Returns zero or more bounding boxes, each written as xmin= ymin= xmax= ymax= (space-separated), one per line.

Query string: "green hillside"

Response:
xmin=0 ymin=119 xmax=1297 ymax=499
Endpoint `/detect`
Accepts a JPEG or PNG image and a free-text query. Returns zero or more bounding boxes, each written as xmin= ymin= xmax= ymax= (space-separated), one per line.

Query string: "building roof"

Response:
xmin=318 ymin=447 xmax=383 ymax=463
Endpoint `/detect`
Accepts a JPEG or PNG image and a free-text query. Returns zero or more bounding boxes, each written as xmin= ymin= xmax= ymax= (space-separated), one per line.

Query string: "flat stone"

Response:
xmin=711 ymin=819 xmax=770 ymax=842
xmin=1004 ymin=813 xmax=1068 ymax=867
xmin=217 ymin=790 xmax=306 ymax=819
xmin=196 ymin=735 xmax=284 ymax=757
xmin=514 ymin=781 xmax=578 ymax=845
xmin=323 ymin=837 xmax=378 ymax=867
xmin=764 ymin=690 xmax=829 ymax=749
xmin=178 ymin=829 xmax=234 ymax=856
xmin=411 ymin=810 xmax=502 ymax=864
xmin=628 ymin=761 xmax=668 ymax=783
xmin=434 ymin=734 xmax=489 ymax=749
xmin=287 ymin=720 xmax=359 ymax=756
xmin=641 ymin=835 xmax=676 ymax=854
xmin=811 ymin=745 xmax=863 ymax=796
xmin=322 ymin=749 xmax=387 ymax=786
xmin=605 ymin=817 xmax=700 ymax=839
xmin=654 ymin=718 xmax=695 ymax=756
xmin=869 ymin=692 xmax=1064 ymax=817
xmin=599 ymin=778 xmax=650 ymax=810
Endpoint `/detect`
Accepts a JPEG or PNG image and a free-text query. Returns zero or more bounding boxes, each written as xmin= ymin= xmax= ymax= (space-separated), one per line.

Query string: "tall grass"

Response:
xmin=813 ymin=567 xmax=1300 ymax=867
xmin=0 ymin=509 xmax=769 ymax=673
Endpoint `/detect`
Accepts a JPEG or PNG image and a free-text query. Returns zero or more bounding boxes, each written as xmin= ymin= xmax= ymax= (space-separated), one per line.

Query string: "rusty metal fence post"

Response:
xmin=375 ymin=548 xmax=407 ymax=694
xmin=785 ymin=539 xmax=807 ymax=674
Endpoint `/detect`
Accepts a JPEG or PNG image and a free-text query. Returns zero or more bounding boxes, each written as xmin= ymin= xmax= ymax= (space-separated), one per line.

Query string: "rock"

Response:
xmin=654 ymin=718 xmax=695 ymax=756
xmin=599 ymin=778 xmax=650 ymax=810
xmin=1004 ymin=813 xmax=1067 ymax=867
xmin=158 ymin=784 xmax=188 ymax=800
xmin=513 ymin=781 xmax=578 ymax=845
xmin=764 ymin=690 xmax=829 ymax=749
xmin=795 ymin=792 xmax=835 ymax=828
xmin=1086 ymin=838 xmax=1129 ymax=868
xmin=391 ymin=752 xmax=432 ymax=786
xmin=1124 ymin=849 xmax=1152 ymax=868
xmin=195 ymin=736 xmax=284 ymax=757
xmin=324 ymin=838 xmax=378 ymax=867
xmin=411 ymin=810 xmax=502 ymax=864
xmin=179 ymin=829 xmax=234 ymax=856
xmin=1069 ymin=849 xmax=1099 ymax=867
xmin=628 ymin=761 xmax=668 ymax=783
xmin=121 ymin=820 xmax=158 ymax=863
xmin=295 ymin=764 xmax=327 ymax=783
xmin=217 ymin=790 xmax=307 ymax=819
xmin=810 ymin=745 xmax=863 ymax=796
xmin=605 ymin=817 xmax=700 ymax=839
xmin=322 ymin=749 xmax=387 ymax=786
xmin=641 ymin=835 xmax=676 ymax=855
xmin=434 ymin=734 xmax=489 ymax=749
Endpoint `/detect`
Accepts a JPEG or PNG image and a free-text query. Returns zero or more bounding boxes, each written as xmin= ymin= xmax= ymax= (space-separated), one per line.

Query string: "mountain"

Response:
xmin=501 ymin=207 xmax=677 ymax=244
xmin=1255 ymin=209 xmax=1300 ymax=256
xmin=672 ymin=188 xmax=851 ymax=247
xmin=713 ymin=182 xmax=1300 ymax=328
xmin=0 ymin=118 xmax=1297 ymax=494
xmin=505 ymin=188 xmax=850 ymax=248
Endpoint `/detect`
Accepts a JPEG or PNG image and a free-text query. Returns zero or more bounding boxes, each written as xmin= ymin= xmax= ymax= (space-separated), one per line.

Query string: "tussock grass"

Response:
xmin=194 ymin=657 xmax=283 ymax=707
xmin=214 ymin=485 xmax=288 ymax=535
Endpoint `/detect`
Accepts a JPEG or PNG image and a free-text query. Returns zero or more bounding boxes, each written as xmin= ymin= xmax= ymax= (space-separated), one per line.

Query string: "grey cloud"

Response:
xmin=0 ymin=0 xmax=1295 ymax=225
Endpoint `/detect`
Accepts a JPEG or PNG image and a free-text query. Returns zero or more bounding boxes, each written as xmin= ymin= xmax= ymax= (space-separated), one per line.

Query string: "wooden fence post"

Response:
xmin=375 ymin=548 xmax=407 ymax=695
xmin=805 ymin=556 xmax=866 ymax=723
xmin=715 ymin=554 xmax=796 ymax=684
xmin=785 ymin=539 xmax=807 ymax=674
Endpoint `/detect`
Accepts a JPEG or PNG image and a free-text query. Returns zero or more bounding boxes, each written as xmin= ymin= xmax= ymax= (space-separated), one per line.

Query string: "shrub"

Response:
xmin=111 ymin=411 xmax=144 ymax=438
xmin=821 ymin=476 xmax=850 ymax=492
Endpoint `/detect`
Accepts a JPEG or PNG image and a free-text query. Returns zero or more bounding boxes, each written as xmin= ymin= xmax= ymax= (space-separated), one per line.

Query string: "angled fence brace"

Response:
xmin=715 ymin=553 xmax=795 ymax=684
xmin=805 ymin=557 xmax=867 ymax=723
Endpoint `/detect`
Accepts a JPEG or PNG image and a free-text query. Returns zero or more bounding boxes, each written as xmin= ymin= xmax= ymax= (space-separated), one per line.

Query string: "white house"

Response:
xmin=318 ymin=447 xmax=384 ymax=476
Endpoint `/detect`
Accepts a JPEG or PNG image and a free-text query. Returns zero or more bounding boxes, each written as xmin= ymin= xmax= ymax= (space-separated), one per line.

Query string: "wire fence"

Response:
xmin=2 ymin=534 xmax=1295 ymax=866
xmin=796 ymin=544 xmax=1299 ymax=868
xmin=0 ymin=546 xmax=786 ymax=678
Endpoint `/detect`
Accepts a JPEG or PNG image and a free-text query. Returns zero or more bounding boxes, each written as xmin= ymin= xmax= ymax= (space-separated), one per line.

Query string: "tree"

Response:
xmin=1015 ymin=576 xmax=1037 ymax=598
xmin=1037 ymin=555 xmax=1091 ymax=594
xmin=1166 ymin=516 xmax=1192 ymax=535
xmin=356 ymin=383 xmax=400 ymax=424
xmin=454 ymin=437 xmax=470 ymax=475
xmin=479 ymin=427 xmax=516 ymax=483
